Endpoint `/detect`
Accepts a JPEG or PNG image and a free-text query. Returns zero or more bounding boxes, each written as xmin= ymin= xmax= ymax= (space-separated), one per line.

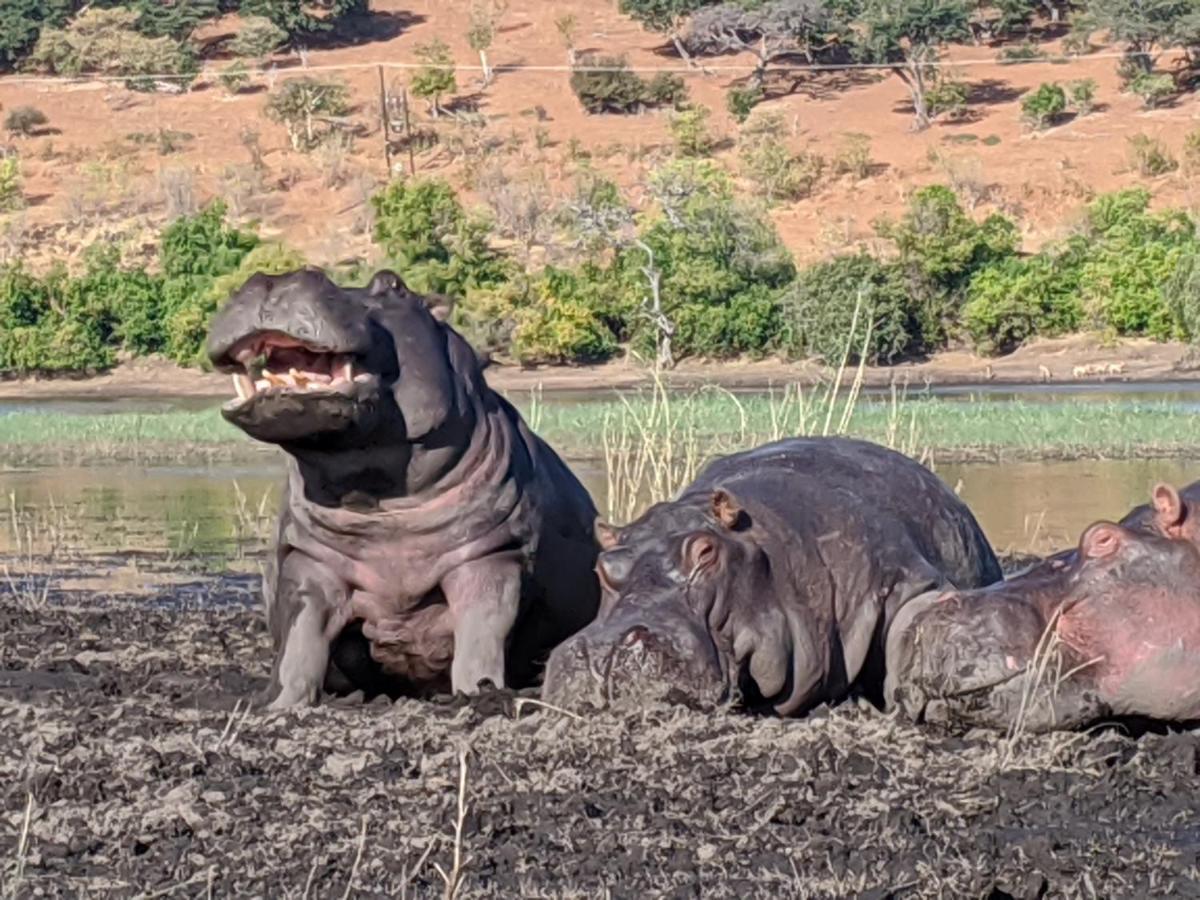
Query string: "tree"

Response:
xmin=109 ymin=0 xmax=222 ymax=40
xmin=855 ymin=0 xmax=972 ymax=130
xmin=0 ymin=0 xmax=71 ymax=72
xmin=227 ymin=15 xmax=288 ymax=60
xmin=4 ymin=105 xmax=48 ymax=137
xmin=264 ymin=76 xmax=351 ymax=151
xmin=686 ymin=0 xmax=848 ymax=93
xmin=240 ymin=0 xmax=368 ymax=43
xmin=555 ymin=13 xmax=578 ymax=65
xmin=25 ymin=7 xmax=198 ymax=87
xmin=618 ymin=0 xmax=719 ymax=63
xmin=410 ymin=38 xmax=457 ymax=117
xmin=1072 ymin=0 xmax=1195 ymax=75
xmin=467 ymin=0 xmax=507 ymax=87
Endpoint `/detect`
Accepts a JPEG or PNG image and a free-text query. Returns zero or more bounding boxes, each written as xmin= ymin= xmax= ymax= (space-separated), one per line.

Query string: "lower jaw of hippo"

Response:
xmin=221 ymin=376 xmax=381 ymax=444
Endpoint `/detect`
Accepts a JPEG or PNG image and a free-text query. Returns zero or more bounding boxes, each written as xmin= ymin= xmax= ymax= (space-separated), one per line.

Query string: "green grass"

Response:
xmin=0 ymin=393 xmax=1197 ymax=467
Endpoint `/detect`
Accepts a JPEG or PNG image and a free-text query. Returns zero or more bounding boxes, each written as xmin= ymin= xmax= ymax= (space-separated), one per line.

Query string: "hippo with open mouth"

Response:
xmin=542 ymin=437 xmax=1003 ymax=714
xmin=207 ymin=268 xmax=600 ymax=707
xmin=887 ymin=482 xmax=1200 ymax=731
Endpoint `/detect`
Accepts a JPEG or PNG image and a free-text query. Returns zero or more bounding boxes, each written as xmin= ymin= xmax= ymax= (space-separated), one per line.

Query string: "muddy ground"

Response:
xmin=3 ymin=557 xmax=1200 ymax=898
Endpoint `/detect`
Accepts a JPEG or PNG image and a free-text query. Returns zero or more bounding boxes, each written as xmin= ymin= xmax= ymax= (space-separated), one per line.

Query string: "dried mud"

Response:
xmin=3 ymin=562 xmax=1200 ymax=899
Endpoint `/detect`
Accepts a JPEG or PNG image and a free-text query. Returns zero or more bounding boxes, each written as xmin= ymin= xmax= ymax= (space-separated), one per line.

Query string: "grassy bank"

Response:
xmin=0 ymin=390 xmax=1197 ymax=469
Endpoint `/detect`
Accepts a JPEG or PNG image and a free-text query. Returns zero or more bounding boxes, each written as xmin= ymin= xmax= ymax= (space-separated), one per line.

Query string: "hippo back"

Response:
xmin=683 ymin=437 xmax=1002 ymax=591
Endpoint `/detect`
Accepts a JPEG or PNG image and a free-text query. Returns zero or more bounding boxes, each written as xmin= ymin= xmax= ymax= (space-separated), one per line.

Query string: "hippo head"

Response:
xmin=207 ymin=268 xmax=463 ymax=448
xmin=543 ymin=490 xmax=775 ymax=712
xmin=890 ymin=481 xmax=1200 ymax=729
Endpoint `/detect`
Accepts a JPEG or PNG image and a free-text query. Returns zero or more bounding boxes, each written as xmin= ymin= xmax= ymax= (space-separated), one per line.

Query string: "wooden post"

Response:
xmin=401 ymin=88 xmax=416 ymax=177
xmin=376 ymin=65 xmax=392 ymax=177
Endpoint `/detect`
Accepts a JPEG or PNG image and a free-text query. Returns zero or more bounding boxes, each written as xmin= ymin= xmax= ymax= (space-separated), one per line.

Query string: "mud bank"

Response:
xmin=0 ymin=334 xmax=1196 ymax=403
xmin=3 ymin=566 xmax=1200 ymax=898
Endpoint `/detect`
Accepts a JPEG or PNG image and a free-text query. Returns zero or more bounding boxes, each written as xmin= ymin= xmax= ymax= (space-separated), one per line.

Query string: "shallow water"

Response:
xmin=1 ymin=455 xmax=1197 ymax=560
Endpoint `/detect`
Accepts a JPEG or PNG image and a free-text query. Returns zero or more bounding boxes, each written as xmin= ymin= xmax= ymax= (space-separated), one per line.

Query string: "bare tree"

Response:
xmin=686 ymin=0 xmax=846 ymax=91
xmin=560 ymin=174 xmax=676 ymax=369
xmin=467 ymin=0 xmax=508 ymax=87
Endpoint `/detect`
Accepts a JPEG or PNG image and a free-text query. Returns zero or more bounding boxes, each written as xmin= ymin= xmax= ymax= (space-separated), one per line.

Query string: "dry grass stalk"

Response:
xmin=433 ymin=749 xmax=471 ymax=900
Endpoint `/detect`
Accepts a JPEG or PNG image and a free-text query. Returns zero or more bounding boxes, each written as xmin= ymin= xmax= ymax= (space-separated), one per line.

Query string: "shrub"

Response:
xmin=1067 ymin=78 xmax=1097 ymax=115
xmin=569 ymin=55 xmax=685 ymax=113
xmin=998 ymin=41 xmax=1046 ymax=64
xmin=726 ymin=83 xmax=764 ymax=123
xmin=26 ymin=8 xmax=197 ymax=88
xmin=511 ymin=268 xmax=619 ymax=364
xmin=159 ymin=201 xmax=259 ymax=280
xmin=831 ymin=133 xmax=874 ymax=179
xmin=1073 ymin=189 xmax=1193 ymax=339
xmin=0 ymin=263 xmax=114 ymax=375
xmin=1185 ymin=129 xmax=1200 ymax=175
xmin=4 ymin=105 xmax=46 ymax=137
xmin=265 ymin=77 xmax=350 ymax=152
xmin=1021 ymin=82 xmax=1067 ymax=130
xmin=669 ymin=106 xmax=714 ymax=157
xmin=226 ymin=16 xmax=287 ymax=60
xmin=644 ymin=72 xmax=688 ymax=107
xmin=370 ymin=178 xmax=511 ymax=297
xmin=779 ymin=253 xmax=917 ymax=364
xmin=0 ymin=157 xmax=21 ymax=211
xmin=737 ymin=112 xmax=824 ymax=203
xmin=963 ymin=255 xmax=1084 ymax=355
xmin=219 ymin=61 xmax=251 ymax=95
xmin=1166 ymin=249 xmax=1200 ymax=343
xmin=877 ymin=184 xmax=1018 ymax=349
xmin=925 ymin=77 xmax=969 ymax=120
xmin=411 ymin=38 xmax=457 ymax=117
xmin=1129 ymin=72 xmax=1174 ymax=109
xmin=1126 ymin=134 xmax=1177 ymax=177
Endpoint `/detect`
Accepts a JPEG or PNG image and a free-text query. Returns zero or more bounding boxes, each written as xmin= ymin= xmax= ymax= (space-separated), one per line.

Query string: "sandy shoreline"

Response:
xmin=0 ymin=334 xmax=1197 ymax=402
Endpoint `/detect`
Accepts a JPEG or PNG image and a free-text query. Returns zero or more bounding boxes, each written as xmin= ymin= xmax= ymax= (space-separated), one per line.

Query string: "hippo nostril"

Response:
xmin=621 ymin=626 xmax=652 ymax=648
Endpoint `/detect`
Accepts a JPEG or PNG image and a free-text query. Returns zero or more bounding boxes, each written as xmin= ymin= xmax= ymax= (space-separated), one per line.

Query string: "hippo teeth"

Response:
xmin=232 ymin=372 xmax=255 ymax=400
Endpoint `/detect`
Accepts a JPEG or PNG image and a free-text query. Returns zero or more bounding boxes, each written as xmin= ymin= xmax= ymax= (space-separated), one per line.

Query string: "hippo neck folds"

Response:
xmin=208 ymin=268 xmax=481 ymax=505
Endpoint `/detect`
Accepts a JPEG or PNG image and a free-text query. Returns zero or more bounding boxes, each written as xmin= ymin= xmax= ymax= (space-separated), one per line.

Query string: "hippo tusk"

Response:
xmin=232 ymin=372 xmax=255 ymax=400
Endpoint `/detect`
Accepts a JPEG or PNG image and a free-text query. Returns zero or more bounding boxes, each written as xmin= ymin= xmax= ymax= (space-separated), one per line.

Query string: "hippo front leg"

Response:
xmin=441 ymin=557 xmax=521 ymax=693
xmin=265 ymin=552 xmax=347 ymax=709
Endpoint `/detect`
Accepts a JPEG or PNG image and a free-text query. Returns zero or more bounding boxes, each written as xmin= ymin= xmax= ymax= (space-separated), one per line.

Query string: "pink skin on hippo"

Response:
xmin=207 ymin=268 xmax=600 ymax=707
xmin=887 ymin=482 xmax=1200 ymax=731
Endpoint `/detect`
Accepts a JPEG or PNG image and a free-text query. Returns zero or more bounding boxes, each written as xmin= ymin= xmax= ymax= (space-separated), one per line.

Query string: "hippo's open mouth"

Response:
xmin=216 ymin=331 xmax=375 ymax=411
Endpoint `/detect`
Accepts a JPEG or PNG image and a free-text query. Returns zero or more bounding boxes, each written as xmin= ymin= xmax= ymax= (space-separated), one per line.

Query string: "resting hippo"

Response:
xmin=206 ymin=268 xmax=600 ymax=707
xmin=887 ymin=482 xmax=1200 ymax=731
xmin=542 ymin=437 xmax=1003 ymax=714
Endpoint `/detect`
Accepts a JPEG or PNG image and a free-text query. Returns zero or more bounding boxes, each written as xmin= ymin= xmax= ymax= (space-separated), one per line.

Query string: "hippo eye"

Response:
xmin=683 ymin=533 xmax=721 ymax=577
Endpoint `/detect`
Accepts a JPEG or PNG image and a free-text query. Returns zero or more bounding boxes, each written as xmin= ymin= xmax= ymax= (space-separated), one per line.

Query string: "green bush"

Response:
xmin=219 ymin=61 xmax=251 ymax=95
xmin=726 ymin=83 xmax=764 ymax=123
xmin=0 ymin=156 xmax=22 ymax=211
xmin=1130 ymin=72 xmax=1174 ymax=109
xmin=371 ymin=177 xmax=511 ymax=297
xmin=925 ymin=77 xmax=969 ymax=120
xmin=226 ymin=16 xmax=287 ymax=60
xmin=411 ymin=38 xmax=457 ymax=116
xmin=738 ymin=112 xmax=824 ymax=203
xmin=159 ymin=201 xmax=259 ymax=280
xmin=569 ymin=55 xmax=687 ymax=114
xmin=265 ymin=77 xmax=351 ymax=152
xmin=25 ymin=8 xmax=197 ymax=88
xmin=877 ymin=185 xmax=1018 ymax=349
xmin=0 ymin=263 xmax=114 ymax=375
xmin=669 ymin=106 xmax=714 ymax=157
xmin=1167 ymin=249 xmax=1200 ymax=343
xmin=1067 ymin=78 xmax=1097 ymax=115
xmin=1021 ymin=82 xmax=1067 ymax=130
xmin=780 ymin=253 xmax=917 ymax=364
xmin=1126 ymin=134 xmax=1177 ymax=176
xmin=963 ymin=255 xmax=1084 ymax=355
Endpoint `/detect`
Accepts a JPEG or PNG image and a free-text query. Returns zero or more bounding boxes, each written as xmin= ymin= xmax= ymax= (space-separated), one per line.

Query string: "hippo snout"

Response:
xmin=543 ymin=615 xmax=727 ymax=711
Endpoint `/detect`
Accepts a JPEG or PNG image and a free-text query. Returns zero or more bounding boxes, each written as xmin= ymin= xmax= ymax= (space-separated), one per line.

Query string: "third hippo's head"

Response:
xmin=543 ymin=489 xmax=778 ymax=712
xmin=207 ymin=268 xmax=470 ymax=449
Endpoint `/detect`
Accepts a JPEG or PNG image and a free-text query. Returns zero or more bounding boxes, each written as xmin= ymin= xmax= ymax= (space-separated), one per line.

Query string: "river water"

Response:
xmin=1 ymin=382 xmax=1199 ymax=560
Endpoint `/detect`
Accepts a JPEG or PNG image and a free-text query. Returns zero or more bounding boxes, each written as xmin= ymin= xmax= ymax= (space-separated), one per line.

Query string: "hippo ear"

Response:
xmin=1153 ymin=483 xmax=1186 ymax=533
xmin=711 ymin=490 xmax=749 ymax=531
xmin=1081 ymin=523 xmax=1123 ymax=559
xmin=367 ymin=270 xmax=406 ymax=296
xmin=595 ymin=521 xmax=620 ymax=551
xmin=421 ymin=292 xmax=456 ymax=323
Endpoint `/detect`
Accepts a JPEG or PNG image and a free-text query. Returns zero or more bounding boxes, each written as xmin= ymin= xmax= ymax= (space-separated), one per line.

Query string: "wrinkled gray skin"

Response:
xmin=542 ymin=437 xmax=1003 ymax=715
xmin=207 ymin=268 xmax=600 ymax=707
xmin=887 ymin=481 xmax=1200 ymax=732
